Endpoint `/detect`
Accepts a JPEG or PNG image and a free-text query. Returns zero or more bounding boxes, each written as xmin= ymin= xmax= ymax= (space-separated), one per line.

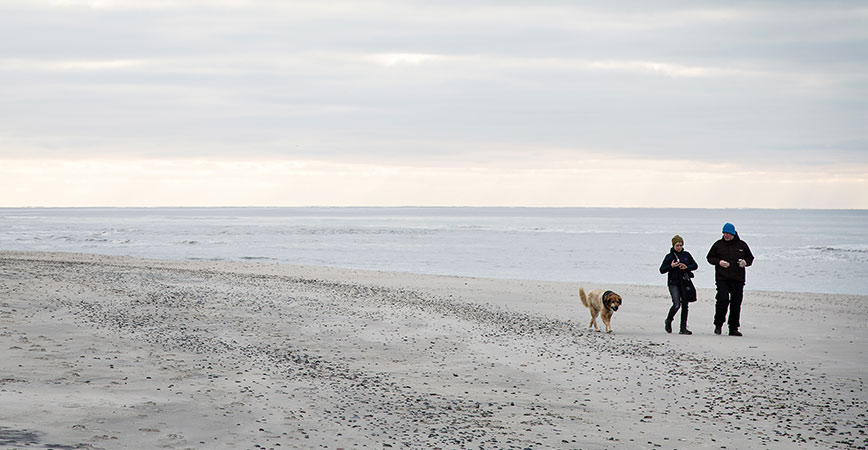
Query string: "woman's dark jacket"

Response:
xmin=706 ymin=236 xmax=754 ymax=283
xmin=659 ymin=248 xmax=698 ymax=286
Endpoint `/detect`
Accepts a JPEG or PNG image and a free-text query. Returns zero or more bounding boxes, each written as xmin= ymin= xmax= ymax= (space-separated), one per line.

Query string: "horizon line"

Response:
xmin=2 ymin=205 xmax=866 ymax=212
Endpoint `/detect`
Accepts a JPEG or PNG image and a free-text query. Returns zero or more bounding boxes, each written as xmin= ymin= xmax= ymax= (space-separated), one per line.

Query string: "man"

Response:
xmin=706 ymin=222 xmax=754 ymax=336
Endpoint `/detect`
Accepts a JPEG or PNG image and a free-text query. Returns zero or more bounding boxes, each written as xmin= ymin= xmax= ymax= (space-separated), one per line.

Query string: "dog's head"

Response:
xmin=603 ymin=291 xmax=622 ymax=312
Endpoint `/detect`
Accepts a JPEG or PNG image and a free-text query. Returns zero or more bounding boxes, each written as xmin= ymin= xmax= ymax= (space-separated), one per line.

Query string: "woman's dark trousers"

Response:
xmin=667 ymin=285 xmax=688 ymax=330
xmin=714 ymin=280 xmax=744 ymax=331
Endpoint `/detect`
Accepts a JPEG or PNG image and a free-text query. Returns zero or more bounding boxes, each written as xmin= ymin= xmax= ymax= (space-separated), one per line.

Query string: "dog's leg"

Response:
xmin=602 ymin=311 xmax=613 ymax=333
xmin=589 ymin=308 xmax=600 ymax=331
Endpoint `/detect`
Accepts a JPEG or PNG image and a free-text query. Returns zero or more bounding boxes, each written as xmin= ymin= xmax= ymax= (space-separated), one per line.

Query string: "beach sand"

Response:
xmin=1 ymin=251 xmax=865 ymax=450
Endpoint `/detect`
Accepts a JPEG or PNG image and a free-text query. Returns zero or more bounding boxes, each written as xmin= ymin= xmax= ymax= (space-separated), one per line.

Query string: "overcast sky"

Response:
xmin=1 ymin=0 xmax=867 ymax=207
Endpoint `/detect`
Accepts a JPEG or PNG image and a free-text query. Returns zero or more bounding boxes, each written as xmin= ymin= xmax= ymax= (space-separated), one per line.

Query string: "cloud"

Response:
xmin=0 ymin=58 xmax=156 ymax=72
xmin=583 ymin=60 xmax=720 ymax=78
xmin=1 ymin=1 xmax=866 ymax=207
xmin=368 ymin=53 xmax=447 ymax=67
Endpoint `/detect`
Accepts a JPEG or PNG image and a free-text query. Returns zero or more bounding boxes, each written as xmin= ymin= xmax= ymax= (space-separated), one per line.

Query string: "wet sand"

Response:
xmin=1 ymin=251 xmax=866 ymax=449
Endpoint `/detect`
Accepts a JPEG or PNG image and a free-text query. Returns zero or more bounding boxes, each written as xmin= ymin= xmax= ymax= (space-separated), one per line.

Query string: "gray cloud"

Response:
xmin=1 ymin=0 xmax=866 ymax=167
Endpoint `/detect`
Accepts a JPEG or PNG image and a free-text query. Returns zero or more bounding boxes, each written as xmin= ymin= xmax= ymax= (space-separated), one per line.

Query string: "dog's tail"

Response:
xmin=579 ymin=287 xmax=589 ymax=308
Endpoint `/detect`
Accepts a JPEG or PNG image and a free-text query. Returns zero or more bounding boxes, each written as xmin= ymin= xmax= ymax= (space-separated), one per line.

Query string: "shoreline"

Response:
xmin=1 ymin=251 xmax=866 ymax=449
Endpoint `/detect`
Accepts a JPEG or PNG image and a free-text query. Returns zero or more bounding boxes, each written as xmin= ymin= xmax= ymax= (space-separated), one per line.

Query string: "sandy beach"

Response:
xmin=1 ymin=251 xmax=865 ymax=450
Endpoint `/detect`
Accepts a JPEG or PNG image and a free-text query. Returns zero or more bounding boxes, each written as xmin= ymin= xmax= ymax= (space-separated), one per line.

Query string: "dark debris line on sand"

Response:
xmin=0 ymin=426 xmax=80 ymax=450
xmin=2 ymin=256 xmax=867 ymax=450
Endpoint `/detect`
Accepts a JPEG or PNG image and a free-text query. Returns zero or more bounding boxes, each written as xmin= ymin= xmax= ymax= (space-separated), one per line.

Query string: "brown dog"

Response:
xmin=579 ymin=287 xmax=623 ymax=333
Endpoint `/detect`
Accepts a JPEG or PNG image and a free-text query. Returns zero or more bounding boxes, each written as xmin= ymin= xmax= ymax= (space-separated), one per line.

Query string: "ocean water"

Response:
xmin=1 ymin=207 xmax=866 ymax=295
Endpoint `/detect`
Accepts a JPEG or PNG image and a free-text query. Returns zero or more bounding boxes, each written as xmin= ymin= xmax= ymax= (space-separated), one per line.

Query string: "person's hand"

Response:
xmin=677 ymin=263 xmax=687 ymax=270
xmin=671 ymin=260 xmax=679 ymax=268
xmin=719 ymin=260 xmax=730 ymax=268
xmin=738 ymin=259 xmax=746 ymax=268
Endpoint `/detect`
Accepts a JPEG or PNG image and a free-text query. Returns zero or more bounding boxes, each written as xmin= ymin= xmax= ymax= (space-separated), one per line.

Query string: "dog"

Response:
xmin=579 ymin=287 xmax=623 ymax=333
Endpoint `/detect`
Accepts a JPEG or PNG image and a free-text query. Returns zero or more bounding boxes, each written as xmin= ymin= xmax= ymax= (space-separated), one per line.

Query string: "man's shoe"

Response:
xmin=714 ymin=325 xmax=722 ymax=335
xmin=729 ymin=330 xmax=743 ymax=337
xmin=679 ymin=328 xmax=692 ymax=335
xmin=665 ymin=320 xmax=672 ymax=334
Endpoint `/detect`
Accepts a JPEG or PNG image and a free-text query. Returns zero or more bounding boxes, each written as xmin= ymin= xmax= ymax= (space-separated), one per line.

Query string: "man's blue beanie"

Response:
xmin=722 ymin=222 xmax=737 ymax=236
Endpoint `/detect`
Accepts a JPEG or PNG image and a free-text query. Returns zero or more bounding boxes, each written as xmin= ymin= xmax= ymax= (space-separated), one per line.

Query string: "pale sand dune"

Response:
xmin=0 ymin=251 xmax=865 ymax=449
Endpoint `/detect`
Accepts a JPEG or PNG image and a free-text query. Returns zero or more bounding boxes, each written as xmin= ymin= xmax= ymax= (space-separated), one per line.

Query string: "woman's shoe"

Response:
xmin=665 ymin=319 xmax=673 ymax=334
xmin=679 ymin=328 xmax=692 ymax=335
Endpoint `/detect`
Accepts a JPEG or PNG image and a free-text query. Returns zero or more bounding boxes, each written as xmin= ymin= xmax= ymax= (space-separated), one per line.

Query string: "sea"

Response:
xmin=1 ymin=207 xmax=866 ymax=295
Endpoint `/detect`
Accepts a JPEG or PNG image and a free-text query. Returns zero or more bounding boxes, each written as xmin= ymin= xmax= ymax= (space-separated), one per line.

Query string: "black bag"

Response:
xmin=680 ymin=270 xmax=697 ymax=303
xmin=674 ymin=251 xmax=697 ymax=303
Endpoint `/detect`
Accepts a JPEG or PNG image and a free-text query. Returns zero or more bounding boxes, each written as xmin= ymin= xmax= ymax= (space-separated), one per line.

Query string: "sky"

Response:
xmin=1 ymin=0 xmax=867 ymax=208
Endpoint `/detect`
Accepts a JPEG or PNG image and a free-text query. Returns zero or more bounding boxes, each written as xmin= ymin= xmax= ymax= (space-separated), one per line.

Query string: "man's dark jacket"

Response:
xmin=706 ymin=236 xmax=754 ymax=283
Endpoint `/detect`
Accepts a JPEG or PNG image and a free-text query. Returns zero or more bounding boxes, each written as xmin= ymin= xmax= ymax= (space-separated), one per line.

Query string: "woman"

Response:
xmin=659 ymin=234 xmax=698 ymax=335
